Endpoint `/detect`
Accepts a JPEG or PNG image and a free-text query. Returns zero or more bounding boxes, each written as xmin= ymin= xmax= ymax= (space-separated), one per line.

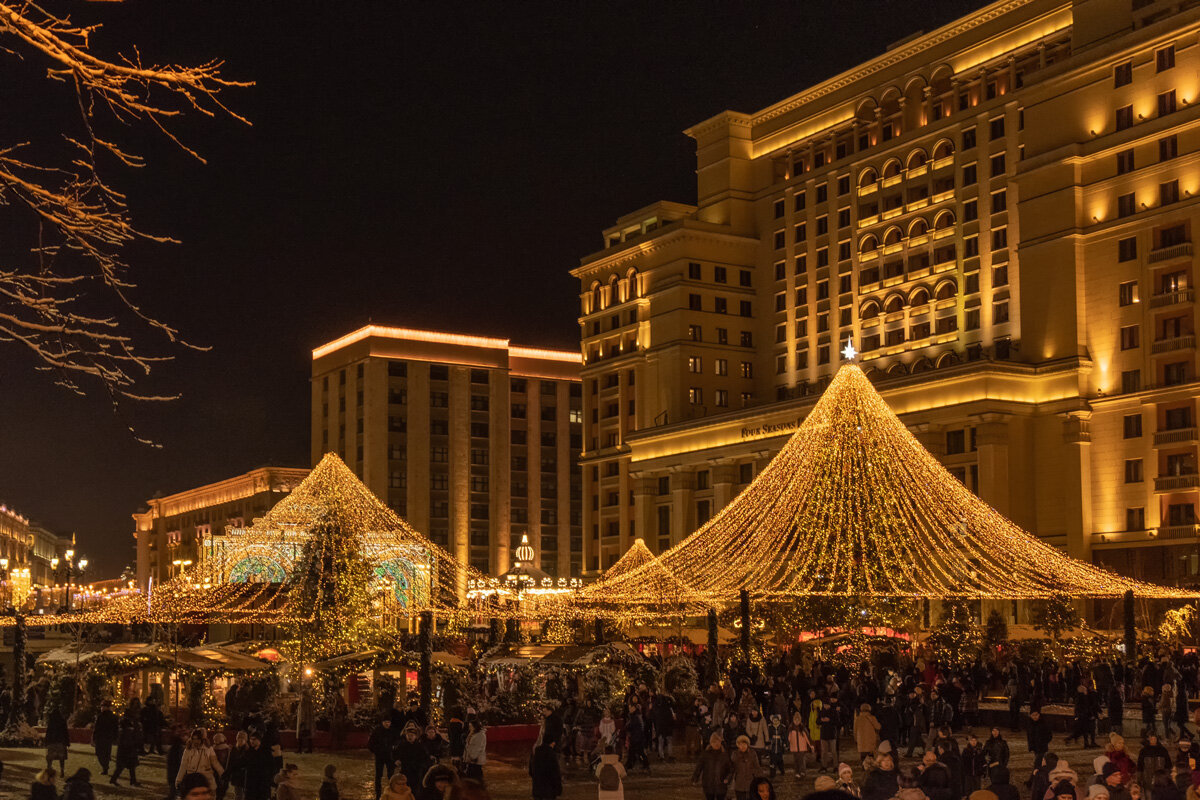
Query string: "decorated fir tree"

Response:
xmin=284 ymin=506 xmax=379 ymax=663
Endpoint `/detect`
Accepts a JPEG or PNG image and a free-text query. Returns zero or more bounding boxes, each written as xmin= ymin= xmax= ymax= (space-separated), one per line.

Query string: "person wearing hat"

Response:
xmin=789 ymin=711 xmax=814 ymax=778
xmin=368 ymin=717 xmax=397 ymax=800
xmin=837 ymin=762 xmax=862 ymax=797
xmin=418 ymin=764 xmax=457 ymax=800
xmin=692 ymin=733 xmax=731 ymax=800
xmin=731 ymin=735 xmax=762 ymax=800
xmin=529 ymin=743 xmax=562 ymax=800
xmin=919 ymin=750 xmax=953 ymax=800
xmin=1101 ymin=763 xmax=1132 ymax=800
xmin=962 ymin=734 xmax=987 ymax=796
xmin=1109 ymin=734 xmax=1136 ymax=782
xmin=395 ymin=722 xmax=432 ymax=796
xmin=855 ymin=704 xmax=881 ymax=762
xmin=1137 ymin=732 xmax=1171 ymax=794
xmin=766 ymin=714 xmax=787 ymax=778
xmin=1088 ymin=785 xmax=1111 ymax=800
xmin=1175 ymin=735 xmax=1196 ymax=794
xmin=863 ymin=751 xmax=899 ymax=800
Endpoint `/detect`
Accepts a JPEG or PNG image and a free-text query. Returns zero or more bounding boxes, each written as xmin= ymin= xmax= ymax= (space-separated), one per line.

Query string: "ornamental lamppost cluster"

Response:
xmin=50 ymin=549 xmax=88 ymax=613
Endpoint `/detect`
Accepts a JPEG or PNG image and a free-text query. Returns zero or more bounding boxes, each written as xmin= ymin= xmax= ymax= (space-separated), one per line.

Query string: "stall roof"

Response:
xmin=483 ymin=642 xmax=637 ymax=666
xmin=36 ymin=643 xmax=109 ymax=664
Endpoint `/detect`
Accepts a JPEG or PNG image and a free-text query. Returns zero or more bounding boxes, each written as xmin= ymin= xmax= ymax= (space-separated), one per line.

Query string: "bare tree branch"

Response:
xmin=0 ymin=1 xmax=250 ymax=435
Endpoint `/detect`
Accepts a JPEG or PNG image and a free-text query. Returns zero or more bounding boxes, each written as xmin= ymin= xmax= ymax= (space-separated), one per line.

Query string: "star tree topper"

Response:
xmin=842 ymin=337 xmax=858 ymax=361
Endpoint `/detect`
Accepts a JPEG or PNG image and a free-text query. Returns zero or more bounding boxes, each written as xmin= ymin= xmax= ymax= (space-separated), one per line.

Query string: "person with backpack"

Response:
xmin=596 ymin=745 xmax=627 ymax=800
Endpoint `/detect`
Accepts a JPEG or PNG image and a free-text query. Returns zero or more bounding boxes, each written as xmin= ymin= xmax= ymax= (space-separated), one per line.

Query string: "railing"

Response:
xmin=1149 ymin=242 xmax=1193 ymax=263
xmin=1155 ymin=473 xmax=1200 ymax=491
xmin=1155 ymin=427 xmax=1197 ymax=445
xmin=1150 ymin=289 xmax=1194 ymax=308
xmin=1158 ymin=524 xmax=1199 ymax=540
xmin=1152 ymin=334 xmax=1196 ymax=354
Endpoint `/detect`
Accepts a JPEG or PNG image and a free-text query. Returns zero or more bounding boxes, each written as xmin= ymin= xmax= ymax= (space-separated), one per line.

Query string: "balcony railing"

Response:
xmin=1152 ymin=334 xmax=1196 ymax=354
xmin=1158 ymin=524 xmax=1200 ymax=539
xmin=1155 ymin=427 xmax=1198 ymax=445
xmin=1155 ymin=473 xmax=1200 ymax=491
xmin=1148 ymin=242 xmax=1193 ymax=263
xmin=1150 ymin=289 xmax=1194 ymax=308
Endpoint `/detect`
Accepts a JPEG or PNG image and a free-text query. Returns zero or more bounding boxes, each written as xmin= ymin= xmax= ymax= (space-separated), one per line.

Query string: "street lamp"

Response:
xmin=52 ymin=552 xmax=86 ymax=613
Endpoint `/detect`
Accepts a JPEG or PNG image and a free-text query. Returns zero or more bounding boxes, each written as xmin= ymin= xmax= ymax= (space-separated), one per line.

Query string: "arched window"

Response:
xmin=591 ymin=282 xmax=602 ymax=312
xmin=609 ymin=275 xmax=621 ymax=304
xmin=909 ymin=287 xmax=930 ymax=307
xmin=860 ymin=300 xmax=881 ymax=320
xmin=906 ymin=149 xmax=928 ymax=170
xmin=935 ymin=351 xmax=959 ymax=369
xmin=859 ymin=234 xmax=879 ymax=253
xmin=908 ymin=218 xmax=929 ymax=238
xmin=858 ymin=167 xmax=878 ymax=187
xmin=911 ymin=357 xmax=933 ymax=373
xmin=935 ymin=280 xmax=957 ymax=300
xmin=626 ymin=268 xmax=640 ymax=299
xmin=933 ymin=210 xmax=956 ymax=230
xmin=883 ymin=227 xmax=902 ymax=246
xmin=932 ymin=139 xmax=954 ymax=161
xmin=887 ymin=362 xmax=908 ymax=377
xmin=884 ymin=294 xmax=905 ymax=314
xmin=882 ymin=159 xmax=902 ymax=179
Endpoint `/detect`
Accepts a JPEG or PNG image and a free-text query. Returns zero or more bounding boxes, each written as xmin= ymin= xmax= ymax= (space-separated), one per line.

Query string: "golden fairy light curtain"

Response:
xmin=595 ymin=364 xmax=1196 ymax=605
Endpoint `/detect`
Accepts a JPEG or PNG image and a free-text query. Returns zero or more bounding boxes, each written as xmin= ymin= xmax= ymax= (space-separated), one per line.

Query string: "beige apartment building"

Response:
xmin=132 ymin=466 xmax=310 ymax=589
xmin=310 ymin=325 xmax=583 ymax=576
xmin=574 ymin=0 xmax=1200 ymax=602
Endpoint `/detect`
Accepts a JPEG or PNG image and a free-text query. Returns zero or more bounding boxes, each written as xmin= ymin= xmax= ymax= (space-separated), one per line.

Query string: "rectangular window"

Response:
xmin=717 ymin=328 xmax=728 ymax=344
xmin=817 ymin=248 xmax=829 ymax=267
xmin=966 ymin=308 xmax=980 ymax=330
xmin=1121 ymin=369 xmax=1141 ymax=393
xmin=991 ymin=228 xmax=1008 ymax=251
xmin=776 ymin=354 xmax=787 ymax=374
xmin=688 ymin=387 xmax=703 ymax=405
xmin=775 ymin=323 xmax=786 ymax=343
xmin=715 ymin=297 xmax=727 ymax=314
xmin=775 ymin=293 xmax=786 ymax=312
xmin=964 ymin=199 xmax=978 ymax=222
xmin=1158 ymin=90 xmax=1177 ymax=117
xmin=688 ymin=261 xmax=702 ymax=280
xmin=1118 ymin=237 xmax=1138 ymax=262
xmin=715 ymin=358 xmax=728 ymax=376
xmin=740 ymin=361 xmax=753 ymax=378
xmin=989 ymin=117 xmax=1005 ymax=139
xmin=991 ymin=190 xmax=1007 ymax=214
xmin=774 ymin=231 xmax=786 ymax=249
xmin=1126 ymin=507 xmax=1145 ymax=532
xmin=816 ymin=215 xmax=829 ymax=235
xmin=1118 ymin=193 xmax=1136 ymax=217
xmin=990 ymin=153 xmax=1006 ymax=177
xmin=1119 ymin=280 xmax=1139 ymax=306
xmin=1123 ymin=414 xmax=1143 ymax=439
xmin=740 ymin=331 xmax=752 ymax=347
xmin=689 ymin=324 xmax=701 ymax=341
xmin=795 ymin=254 xmax=807 ymax=274
xmin=794 ymin=191 xmax=806 ymax=211
xmin=838 ymin=208 xmax=850 ymax=228
xmin=1117 ymin=149 xmax=1135 ymax=174
xmin=1157 ymin=45 xmax=1176 ymax=72
xmin=739 ymin=300 xmax=752 ymax=317
xmin=837 ymin=175 xmax=850 ymax=195
xmin=1160 ymin=135 xmax=1179 ymax=161
xmin=962 ymin=128 xmax=976 ymax=149
xmin=687 ymin=356 xmax=702 ymax=373
xmin=1114 ymin=61 xmax=1133 ymax=87
xmin=740 ymin=270 xmax=752 ymax=287
xmin=714 ymin=266 xmax=727 ymax=283
xmin=946 ymin=430 xmax=966 ymax=455
xmin=993 ymin=265 xmax=1009 ymax=287
xmin=688 ymin=293 xmax=702 ymax=310
xmin=816 ymin=184 xmax=828 ymax=202
xmin=964 ymin=236 xmax=979 ymax=257
xmin=773 ymin=199 xmax=785 ymax=219
xmin=1161 ymin=180 xmax=1180 ymax=205
xmin=963 ymin=164 xmax=977 ymax=185
xmin=1116 ymin=105 xmax=1134 ymax=131
xmin=1120 ymin=325 xmax=1139 ymax=350
xmin=715 ymin=389 xmax=728 ymax=407
xmin=1124 ymin=459 xmax=1143 ymax=483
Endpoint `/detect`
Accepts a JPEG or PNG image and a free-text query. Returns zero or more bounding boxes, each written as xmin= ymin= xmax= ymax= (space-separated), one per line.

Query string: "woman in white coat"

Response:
xmin=177 ymin=729 xmax=224 ymax=791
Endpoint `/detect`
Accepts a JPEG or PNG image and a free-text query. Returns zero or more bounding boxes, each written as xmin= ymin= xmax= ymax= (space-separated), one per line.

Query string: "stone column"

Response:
xmin=713 ymin=464 xmax=738 ymax=515
xmin=974 ymin=413 xmax=1011 ymax=515
xmin=670 ymin=470 xmax=697 ymax=548
xmin=631 ymin=473 xmax=657 ymax=551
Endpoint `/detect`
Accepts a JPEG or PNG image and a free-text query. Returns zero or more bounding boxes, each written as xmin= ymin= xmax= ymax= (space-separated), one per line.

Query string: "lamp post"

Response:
xmin=52 ymin=551 xmax=86 ymax=613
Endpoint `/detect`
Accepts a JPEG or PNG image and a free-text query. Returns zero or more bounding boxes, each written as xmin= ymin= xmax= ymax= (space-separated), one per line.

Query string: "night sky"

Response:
xmin=0 ymin=0 xmax=981 ymax=575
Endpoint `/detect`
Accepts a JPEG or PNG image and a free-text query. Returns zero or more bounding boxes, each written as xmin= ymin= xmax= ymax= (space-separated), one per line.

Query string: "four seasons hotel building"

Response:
xmin=574 ymin=0 xmax=1200 ymax=600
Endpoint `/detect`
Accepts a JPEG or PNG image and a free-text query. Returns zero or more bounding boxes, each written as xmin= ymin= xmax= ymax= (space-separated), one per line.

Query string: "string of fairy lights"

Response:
xmin=585 ymin=364 xmax=1198 ymax=608
xmin=13 ymin=365 xmax=1198 ymax=634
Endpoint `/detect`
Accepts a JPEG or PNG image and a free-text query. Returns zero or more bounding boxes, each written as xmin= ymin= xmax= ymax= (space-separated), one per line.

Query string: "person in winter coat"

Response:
xmin=862 ymin=751 xmax=899 ymax=800
xmin=983 ymin=728 xmax=1010 ymax=785
xmin=730 ymin=736 xmax=762 ymax=800
xmin=62 ymin=768 xmax=95 ymax=800
xmin=295 ymin=690 xmax=316 ymax=754
xmin=788 ymin=712 xmax=813 ymax=778
xmin=319 ymin=765 xmax=339 ymax=800
xmin=693 ymin=733 xmax=732 ymax=800
xmin=369 ymin=718 xmax=397 ymax=800
xmin=92 ymin=701 xmax=118 ymax=776
xmin=275 ymin=765 xmax=300 ymax=800
xmin=1032 ymin=753 xmax=1061 ymax=800
xmin=419 ymin=764 xmax=457 ymax=800
xmin=212 ymin=734 xmax=232 ymax=800
xmin=1100 ymin=764 xmax=1131 ymax=800
xmin=764 ymin=715 xmax=786 ymax=778
xmin=110 ymin=718 xmax=140 ymax=786
xmin=226 ymin=733 xmax=250 ymax=800
xmin=381 ymin=774 xmax=415 ymax=800
xmin=1029 ymin=710 xmax=1055 ymax=772
xmin=1143 ymin=689 xmax=1159 ymax=737
xmin=855 ymin=705 xmax=881 ymax=760
xmin=919 ymin=749 xmax=954 ymax=800
xmin=242 ymin=734 xmax=274 ymax=800
xmin=1110 ymin=687 xmax=1126 ymax=737
xmin=529 ymin=743 xmax=562 ymax=800
xmin=744 ymin=710 xmax=769 ymax=753
xmin=808 ymin=701 xmax=824 ymax=758
xmin=462 ymin=720 xmax=487 ymax=783
xmin=1174 ymin=736 xmax=1196 ymax=794
xmin=1138 ymin=733 xmax=1171 ymax=796
xmin=818 ymin=700 xmax=839 ymax=771
xmin=32 ymin=769 xmax=58 ymax=800
xmin=1161 ymin=687 xmax=1178 ymax=739
xmin=1152 ymin=772 xmax=1183 ymax=800
xmin=396 ymin=723 xmax=433 ymax=795
xmin=178 ymin=729 xmax=224 ymax=791
xmin=962 ymin=734 xmax=987 ymax=795
xmin=837 ymin=762 xmax=862 ymax=797
xmin=44 ymin=707 xmax=70 ymax=774
xmin=596 ymin=745 xmax=627 ymax=800
xmin=1109 ymin=735 xmax=1137 ymax=782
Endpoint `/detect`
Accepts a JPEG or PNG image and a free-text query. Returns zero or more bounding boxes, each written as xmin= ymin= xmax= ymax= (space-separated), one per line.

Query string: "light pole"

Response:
xmin=52 ymin=551 xmax=86 ymax=613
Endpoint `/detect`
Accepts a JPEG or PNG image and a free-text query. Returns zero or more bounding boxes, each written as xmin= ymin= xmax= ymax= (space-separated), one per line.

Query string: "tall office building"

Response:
xmin=574 ymin=0 xmax=1200 ymax=601
xmin=311 ymin=325 xmax=583 ymax=576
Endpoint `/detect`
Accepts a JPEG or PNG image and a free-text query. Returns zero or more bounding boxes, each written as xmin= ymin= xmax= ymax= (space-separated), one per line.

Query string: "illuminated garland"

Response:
xmin=592 ymin=364 xmax=1199 ymax=605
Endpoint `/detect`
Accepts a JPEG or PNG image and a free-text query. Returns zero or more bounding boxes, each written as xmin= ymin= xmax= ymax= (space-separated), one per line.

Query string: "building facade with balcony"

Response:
xmin=132 ymin=467 xmax=310 ymax=590
xmin=573 ymin=0 xmax=1200 ymax=600
xmin=310 ymin=325 xmax=583 ymax=577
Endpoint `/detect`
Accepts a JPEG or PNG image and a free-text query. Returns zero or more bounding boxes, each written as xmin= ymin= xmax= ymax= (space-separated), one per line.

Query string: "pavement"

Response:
xmin=0 ymin=726 xmax=1118 ymax=800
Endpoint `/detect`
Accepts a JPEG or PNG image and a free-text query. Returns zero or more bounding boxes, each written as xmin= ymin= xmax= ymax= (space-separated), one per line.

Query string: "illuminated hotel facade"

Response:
xmin=575 ymin=0 xmax=1200 ymax=600
xmin=310 ymin=326 xmax=583 ymax=577
xmin=132 ymin=466 xmax=310 ymax=589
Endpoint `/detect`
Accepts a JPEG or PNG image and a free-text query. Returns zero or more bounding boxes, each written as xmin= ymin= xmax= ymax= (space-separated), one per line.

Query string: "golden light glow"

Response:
xmin=600 ymin=365 xmax=1196 ymax=602
xmin=313 ymin=325 xmax=509 ymax=359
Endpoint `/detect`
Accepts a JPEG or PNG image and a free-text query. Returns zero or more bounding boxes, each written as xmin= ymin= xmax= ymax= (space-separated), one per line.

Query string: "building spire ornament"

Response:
xmin=841 ymin=337 xmax=858 ymax=362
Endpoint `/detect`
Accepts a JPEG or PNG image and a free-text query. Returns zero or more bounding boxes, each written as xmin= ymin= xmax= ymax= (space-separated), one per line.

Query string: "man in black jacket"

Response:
xmin=367 ymin=717 xmax=396 ymax=800
xmin=1027 ymin=709 xmax=1053 ymax=772
xmin=243 ymin=733 xmax=274 ymax=800
xmin=92 ymin=700 xmax=119 ymax=775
